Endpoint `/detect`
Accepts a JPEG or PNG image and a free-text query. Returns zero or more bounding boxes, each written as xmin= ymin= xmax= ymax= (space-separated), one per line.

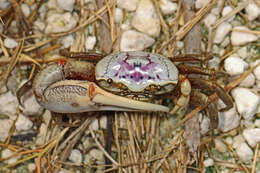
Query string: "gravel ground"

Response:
xmin=0 ymin=0 xmax=259 ymax=172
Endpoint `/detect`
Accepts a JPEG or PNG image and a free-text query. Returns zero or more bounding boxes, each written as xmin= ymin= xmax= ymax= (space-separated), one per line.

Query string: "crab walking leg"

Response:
xmin=34 ymin=80 xmax=169 ymax=113
xmin=170 ymin=75 xmax=191 ymax=114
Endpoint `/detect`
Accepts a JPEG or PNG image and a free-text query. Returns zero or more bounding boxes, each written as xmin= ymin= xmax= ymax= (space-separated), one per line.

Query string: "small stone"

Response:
xmin=85 ymin=36 xmax=96 ymax=50
xmin=15 ymin=114 xmax=33 ymax=131
xmin=239 ymin=73 xmax=255 ymax=88
xmin=120 ymin=30 xmax=155 ymax=51
xmin=224 ymin=56 xmax=248 ymax=76
xmin=231 ymin=26 xmax=258 ymax=46
xmin=214 ymin=138 xmax=227 ymax=153
xmin=21 ymin=3 xmax=30 ymax=17
xmin=61 ymin=35 xmax=74 ymax=48
xmin=90 ymin=118 xmax=99 ymax=131
xmin=237 ymin=46 xmax=248 ymax=59
xmin=114 ymin=8 xmax=123 ymax=23
xmin=117 ymin=0 xmax=139 ymax=11
xmin=34 ymin=21 xmax=45 ymax=32
xmin=231 ymin=88 xmax=260 ymax=120
xmin=218 ymin=106 xmax=240 ymax=132
xmin=245 ymin=2 xmax=260 ymax=21
xmin=45 ymin=12 xmax=77 ymax=34
xmin=2 ymin=149 xmax=20 ymax=164
xmin=235 ymin=142 xmax=253 ymax=163
xmin=0 ymin=91 xmax=19 ymax=117
xmin=243 ymin=128 xmax=260 ymax=147
xmin=159 ymin=0 xmax=177 ymax=15
xmin=204 ymin=13 xmax=217 ymax=28
xmin=132 ymin=0 xmax=160 ymax=37
xmin=57 ymin=0 xmax=75 ymax=11
xmin=69 ymin=149 xmax=83 ymax=164
xmin=255 ymin=119 xmax=260 ymax=128
xmin=233 ymin=135 xmax=245 ymax=149
xmin=89 ymin=149 xmax=104 ymax=163
xmin=21 ymin=93 xmax=43 ymax=116
xmin=225 ymin=137 xmax=233 ymax=145
xmin=28 ymin=163 xmax=36 ymax=172
xmin=222 ymin=6 xmax=234 ymax=22
xmin=4 ymin=37 xmax=18 ymax=49
xmin=0 ymin=0 xmax=10 ymax=9
xmin=0 ymin=119 xmax=13 ymax=142
xmin=100 ymin=116 xmax=107 ymax=129
xmin=214 ymin=22 xmax=232 ymax=44
xmin=203 ymin=158 xmax=214 ymax=167
xmin=195 ymin=0 xmax=210 ymax=9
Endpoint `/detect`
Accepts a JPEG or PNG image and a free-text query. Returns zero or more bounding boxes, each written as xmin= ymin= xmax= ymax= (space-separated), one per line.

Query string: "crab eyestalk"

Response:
xmin=34 ymin=80 xmax=169 ymax=113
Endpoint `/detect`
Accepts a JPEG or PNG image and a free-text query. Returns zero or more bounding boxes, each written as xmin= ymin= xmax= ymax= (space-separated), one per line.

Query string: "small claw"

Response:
xmin=36 ymin=80 xmax=169 ymax=113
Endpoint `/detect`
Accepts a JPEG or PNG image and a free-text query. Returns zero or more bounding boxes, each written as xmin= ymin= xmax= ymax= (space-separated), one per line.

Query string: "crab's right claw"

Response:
xmin=35 ymin=80 xmax=169 ymax=113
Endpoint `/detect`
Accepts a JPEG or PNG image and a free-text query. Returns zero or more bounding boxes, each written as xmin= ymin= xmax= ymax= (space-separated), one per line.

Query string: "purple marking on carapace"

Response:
xmin=96 ymin=51 xmax=179 ymax=92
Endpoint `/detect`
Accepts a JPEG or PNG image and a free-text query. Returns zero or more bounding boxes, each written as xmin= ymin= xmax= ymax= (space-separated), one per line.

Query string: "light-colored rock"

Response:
xmin=4 ymin=37 xmax=18 ymax=49
xmin=21 ymin=94 xmax=43 ymax=116
xmin=0 ymin=91 xmax=18 ymax=117
xmin=61 ymin=35 xmax=74 ymax=48
xmin=99 ymin=116 xmax=107 ymax=129
xmin=21 ymin=3 xmax=30 ymax=17
xmin=117 ymin=0 xmax=139 ymax=11
xmin=114 ymin=8 xmax=123 ymax=23
xmin=214 ymin=22 xmax=232 ymax=44
xmin=89 ymin=149 xmax=104 ymax=163
xmin=231 ymin=88 xmax=260 ymax=120
xmin=204 ymin=13 xmax=217 ymax=28
xmin=0 ymin=0 xmax=9 ymax=9
xmin=159 ymin=0 xmax=177 ymax=15
xmin=85 ymin=36 xmax=96 ymax=50
xmin=132 ymin=0 xmax=161 ymax=37
xmin=237 ymin=46 xmax=248 ymax=59
xmin=203 ymin=158 xmax=214 ymax=167
xmin=90 ymin=118 xmax=99 ymax=131
xmin=45 ymin=12 xmax=77 ymax=34
xmin=218 ymin=106 xmax=240 ymax=132
xmin=222 ymin=6 xmax=234 ymax=22
xmin=200 ymin=116 xmax=210 ymax=135
xmin=255 ymin=119 xmax=260 ymax=128
xmin=233 ymin=135 xmax=245 ymax=149
xmin=2 ymin=149 xmax=20 ymax=164
xmin=245 ymin=2 xmax=260 ymax=21
xmin=235 ymin=142 xmax=253 ymax=163
xmin=57 ymin=0 xmax=75 ymax=11
xmin=69 ymin=149 xmax=83 ymax=164
xmin=15 ymin=114 xmax=33 ymax=131
xmin=224 ymin=56 xmax=248 ymax=76
xmin=225 ymin=136 xmax=233 ymax=145
xmin=28 ymin=163 xmax=36 ymax=172
xmin=231 ymin=26 xmax=258 ymax=46
xmin=120 ymin=30 xmax=155 ymax=51
xmin=0 ymin=119 xmax=13 ymax=142
xmin=195 ymin=0 xmax=210 ymax=9
xmin=214 ymin=138 xmax=227 ymax=153
xmin=243 ymin=128 xmax=260 ymax=147
xmin=239 ymin=73 xmax=255 ymax=88
xmin=36 ymin=123 xmax=47 ymax=145
xmin=34 ymin=21 xmax=45 ymax=32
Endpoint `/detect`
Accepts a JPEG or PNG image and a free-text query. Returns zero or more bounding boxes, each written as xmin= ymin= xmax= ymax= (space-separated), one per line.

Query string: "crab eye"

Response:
xmin=107 ymin=78 xmax=113 ymax=84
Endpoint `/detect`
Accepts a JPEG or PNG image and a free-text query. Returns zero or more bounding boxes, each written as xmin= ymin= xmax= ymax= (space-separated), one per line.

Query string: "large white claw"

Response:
xmin=37 ymin=80 xmax=169 ymax=113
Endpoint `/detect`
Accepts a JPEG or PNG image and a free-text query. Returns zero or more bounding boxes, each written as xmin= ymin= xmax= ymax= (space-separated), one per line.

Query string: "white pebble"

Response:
xmin=28 ymin=163 xmax=36 ymax=172
xmin=114 ymin=8 xmax=123 ymax=23
xmin=34 ymin=21 xmax=46 ymax=32
xmin=99 ymin=116 xmax=107 ymax=129
xmin=89 ymin=149 xmax=104 ymax=162
xmin=0 ymin=0 xmax=10 ymax=9
xmin=57 ymin=0 xmax=75 ymax=11
xmin=85 ymin=36 xmax=96 ymax=50
xmin=233 ymin=135 xmax=245 ymax=149
xmin=120 ymin=30 xmax=155 ymax=51
xmin=61 ymin=35 xmax=74 ymax=48
xmin=45 ymin=12 xmax=77 ymax=34
xmin=245 ymin=2 xmax=260 ymax=21
xmin=200 ymin=116 xmax=210 ymax=135
xmin=218 ymin=106 xmax=240 ymax=132
xmin=1 ymin=149 xmax=20 ymax=164
xmin=222 ymin=6 xmax=234 ymax=22
xmin=21 ymin=93 xmax=43 ymax=116
xmin=214 ymin=22 xmax=232 ymax=44
xmin=243 ymin=128 xmax=260 ymax=147
xmin=255 ymin=119 xmax=260 ymax=127
xmin=195 ymin=0 xmax=210 ymax=9
xmin=90 ymin=118 xmax=99 ymax=131
xmin=117 ymin=0 xmax=139 ymax=11
xmin=237 ymin=46 xmax=248 ymax=59
xmin=231 ymin=26 xmax=258 ymax=46
xmin=0 ymin=119 xmax=13 ymax=142
xmin=36 ymin=123 xmax=47 ymax=145
xmin=235 ymin=142 xmax=253 ymax=163
xmin=15 ymin=114 xmax=33 ymax=131
xmin=214 ymin=138 xmax=227 ymax=153
xmin=204 ymin=13 xmax=217 ymax=28
xmin=69 ymin=149 xmax=82 ymax=164
xmin=239 ymin=73 xmax=255 ymax=88
xmin=0 ymin=91 xmax=19 ymax=117
xmin=21 ymin=3 xmax=30 ymax=18
xmin=224 ymin=56 xmax=248 ymax=76
xmin=159 ymin=0 xmax=177 ymax=15
xmin=4 ymin=37 xmax=18 ymax=49
xmin=231 ymin=88 xmax=260 ymax=120
xmin=203 ymin=158 xmax=214 ymax=167
xmin=132 ymin=0 xmax=161 ymax=37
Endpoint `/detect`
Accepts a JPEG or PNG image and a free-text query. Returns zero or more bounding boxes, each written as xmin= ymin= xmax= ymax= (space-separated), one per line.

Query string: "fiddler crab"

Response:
xmin=32 ymin=51 xmax=233 ymax=115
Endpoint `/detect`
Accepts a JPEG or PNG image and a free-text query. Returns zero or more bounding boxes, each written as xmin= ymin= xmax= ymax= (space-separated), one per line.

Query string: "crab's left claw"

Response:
xmin=35 ymin=80 xmax=169 ymax=113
